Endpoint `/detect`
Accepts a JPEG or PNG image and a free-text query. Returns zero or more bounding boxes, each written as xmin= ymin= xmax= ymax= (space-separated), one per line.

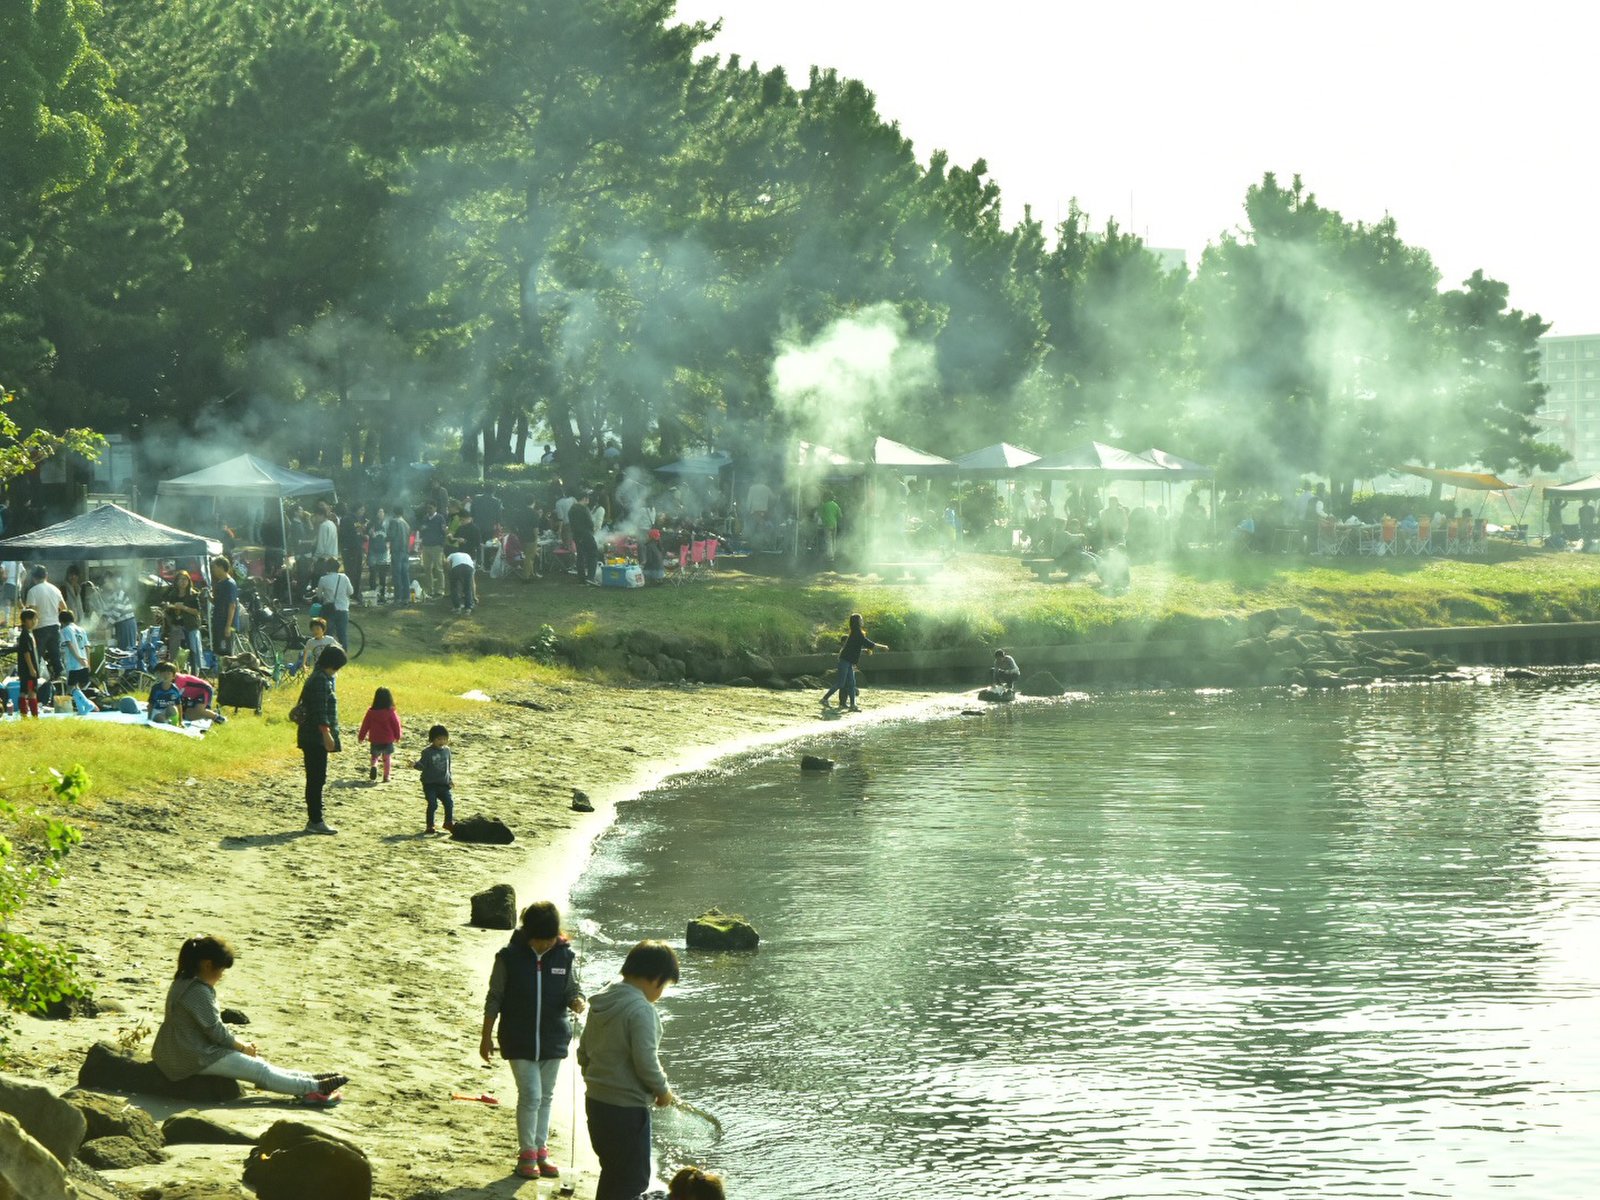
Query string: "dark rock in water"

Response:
xmin=450 ymin=816 xmax=515 ymax=845
xmin=160 ymin=1113 xmax=256 ymax=1146
xmin=976 ymin=687 xmax=1013 ymax=703
xmin=961 ymin=708 xmax=985 ymax=716
xmin=686 ymin=907 xmax=760 ymax=951
xmin=469 ymin=884 xmax=517 ymax=930
xmin=243 ymin=1120 xmax=371 ymax=1200
xmin=220 ymin=1008 xmax=249 ymax=1026
xmin=1019 ymin=672 xmax=1065 ymax=697
xmin=77 ymin=1043 xmax=242 ymax=1104
xmin=0 ymin=1073 xmax=87 ymax=1166
xmin=1505 ymin=667 xmax=1540 ymax=680
xmin=78 ymin=1134 xmax=163 ymax=1170
xmin=800 ymin=755 xmax=834 ymax=772
xmin=571 ymin=788 xmax=594 ymax=813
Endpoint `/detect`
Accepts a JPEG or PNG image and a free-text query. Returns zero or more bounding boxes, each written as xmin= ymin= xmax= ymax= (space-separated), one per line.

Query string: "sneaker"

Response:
xmin=369 ymin=763 xmax=377 ymax=781
xmin=213 ymin=712 xmax=228 ymax=724
xmin=317 ymin=1073 xmax=350 ymax=1093
xmin=305 ymin=821 xmax=338 ymax=835
xmin=301 ymin=1090 xmax=342 ymax=1106
xmin=515 ymin=1150 xmax=539 ymax=1179
xmin=536 ymin=1149 xmax=560 ymax=1179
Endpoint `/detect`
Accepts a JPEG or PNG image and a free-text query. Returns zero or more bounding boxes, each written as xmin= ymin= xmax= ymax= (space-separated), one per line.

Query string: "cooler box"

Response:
xmin=600 ymin=563 xmax=645 ymax=589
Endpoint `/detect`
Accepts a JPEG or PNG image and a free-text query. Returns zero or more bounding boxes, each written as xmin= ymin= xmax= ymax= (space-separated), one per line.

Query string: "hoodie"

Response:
xmin=576 ymin=980 xmax=669 ymax=1108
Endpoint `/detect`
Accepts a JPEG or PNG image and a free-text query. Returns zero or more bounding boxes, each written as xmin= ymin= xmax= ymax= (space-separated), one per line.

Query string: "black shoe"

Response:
xmin=369 ymin=763 xmax=377 ymax=781
xmin=317 ymin=1073 xmax=350 ymax=1092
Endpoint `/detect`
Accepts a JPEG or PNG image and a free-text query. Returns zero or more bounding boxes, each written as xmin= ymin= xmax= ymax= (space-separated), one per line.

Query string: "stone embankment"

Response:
xmin=1188 ymin=607 xmax=1462 ymax=688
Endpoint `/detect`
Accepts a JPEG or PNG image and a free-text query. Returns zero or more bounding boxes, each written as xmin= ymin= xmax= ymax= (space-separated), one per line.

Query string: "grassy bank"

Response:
xmin=366 ymin=546 xmax=1600 ymax=668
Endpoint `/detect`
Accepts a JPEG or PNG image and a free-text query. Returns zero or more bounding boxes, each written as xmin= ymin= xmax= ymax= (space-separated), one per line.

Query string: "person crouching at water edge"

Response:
xmin=480 ymin=901 xmax=587 ymax=1180
xmin=152 ymin=936 xmax=348 ymax=1103
xmin=992 ymin=648 xmax=1021 ymax=691
xmin=640 ymin=1166 xmax=728 ymax=1200
xmin=577 ymin=940 xmax=680 ymax=1200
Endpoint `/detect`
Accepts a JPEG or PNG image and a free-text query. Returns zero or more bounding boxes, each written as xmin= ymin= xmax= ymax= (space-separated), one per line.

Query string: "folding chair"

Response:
xmin=688 ymin=539 xmax=708 ymax=579
xmin=667 ymin=543 xmax=690 ymax=586
xmin=704 ymin=538 xmax=719 ymax=573
xmin=1443 ymin=519 xmax=1461 ymax=555
xmin=1414 ymin=518 xmax=1431 ymax=555
xmin=1357 ymin=525 xmax=1381 ymax=556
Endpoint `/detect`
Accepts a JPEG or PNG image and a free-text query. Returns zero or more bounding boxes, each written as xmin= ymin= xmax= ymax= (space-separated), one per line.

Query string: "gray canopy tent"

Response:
xmin=952 ymin=442 xmax=1042 ymax=478
xmin=0 ymin=503 xmax=221 ymax=562
xmin=156 ymin=454 xmax=335 ymax=562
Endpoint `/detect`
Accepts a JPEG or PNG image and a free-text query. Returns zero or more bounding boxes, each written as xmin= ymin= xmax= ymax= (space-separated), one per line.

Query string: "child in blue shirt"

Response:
xmin=148 ymin=661 xmax=184 ymax=723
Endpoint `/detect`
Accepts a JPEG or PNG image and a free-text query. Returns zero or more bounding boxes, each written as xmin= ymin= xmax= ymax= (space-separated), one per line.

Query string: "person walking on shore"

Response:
xmin=480 ymin=901 xmax=587 ymax=1180
xmin=577 ymin=940 xmax=679 ymax=1200
xmin=295 ymin=645 xmax=347 ymax=835
xmin=152 ymin=935 xmax=347 ymax=1103
xmin=413 ymin=723 xmax=455 ymax=834
xmin=357 ymin=686 xmax=402 ymax=783
xmin=828 ymin=613 xmax=888 ymax=712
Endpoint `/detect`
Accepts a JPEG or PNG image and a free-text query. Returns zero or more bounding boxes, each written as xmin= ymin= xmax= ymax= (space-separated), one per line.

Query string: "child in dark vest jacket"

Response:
xmin=480 ymin=901 xmax=587 ymax=1179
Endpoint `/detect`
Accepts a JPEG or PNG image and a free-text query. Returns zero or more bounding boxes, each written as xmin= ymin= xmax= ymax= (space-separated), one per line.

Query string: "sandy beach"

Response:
xmin=12 ymin=676 xmax=953 ymax=1199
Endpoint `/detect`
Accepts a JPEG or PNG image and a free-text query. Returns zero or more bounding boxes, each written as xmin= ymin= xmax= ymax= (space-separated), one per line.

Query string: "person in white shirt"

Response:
xmin=1 ymin=559 xmax=22 ymax=624
xmin=315 ymin=557 xmax=354 ymax=651
xmin=25 ymin=566 xmax=68 ymax=679
xmin=314 ymin=503 xmax=339 ymax=560
xmin=447 ymin=549 xmax=477 ymax=613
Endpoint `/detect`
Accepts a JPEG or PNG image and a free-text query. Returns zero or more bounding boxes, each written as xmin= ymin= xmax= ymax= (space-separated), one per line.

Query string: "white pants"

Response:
xmin=200 ymin=1050 xmax=319 ymax=1096
xmin=510 ymin=1058 xmax=563 ymax=1152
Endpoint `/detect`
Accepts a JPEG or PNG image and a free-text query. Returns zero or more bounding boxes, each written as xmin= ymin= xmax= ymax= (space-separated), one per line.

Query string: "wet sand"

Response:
xmin=13 ymin=678 xmax=954 ymax=1199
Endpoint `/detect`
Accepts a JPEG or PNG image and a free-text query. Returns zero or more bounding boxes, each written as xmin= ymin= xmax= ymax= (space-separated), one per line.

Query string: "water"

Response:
xmin=571 ymin=678 xmax=1600 ymax=1198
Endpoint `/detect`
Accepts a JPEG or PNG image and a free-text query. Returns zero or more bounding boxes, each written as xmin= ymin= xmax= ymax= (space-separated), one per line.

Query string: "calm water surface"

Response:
xmin=571 ymin=677 xmax=1600 ymax=1199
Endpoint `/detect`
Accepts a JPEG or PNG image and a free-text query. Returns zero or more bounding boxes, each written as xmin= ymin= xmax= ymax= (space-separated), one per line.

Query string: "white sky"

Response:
xmin=672 ymin=0 xmax=1600 ymax=335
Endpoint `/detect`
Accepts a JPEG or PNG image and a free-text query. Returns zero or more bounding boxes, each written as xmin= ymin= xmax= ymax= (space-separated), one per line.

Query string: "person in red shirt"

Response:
xmin=173 ymin=671 xmax=227 ymax=723
xmin=357 ymin=686 xmax=403 ymax=782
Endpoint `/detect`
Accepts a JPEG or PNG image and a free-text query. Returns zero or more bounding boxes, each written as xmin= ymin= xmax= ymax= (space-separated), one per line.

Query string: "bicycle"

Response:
xmin=243 ymin=591 xmax=363 ymax=666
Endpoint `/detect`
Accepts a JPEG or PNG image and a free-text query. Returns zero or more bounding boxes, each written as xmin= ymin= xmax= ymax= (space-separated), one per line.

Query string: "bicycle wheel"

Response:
xmin=250 ymin=627 xmax=278 ymax=662
xmin=269 ymin=616 xmax=303 ymax=661
xmin=345 ymin=618 xmax=365 ymax=660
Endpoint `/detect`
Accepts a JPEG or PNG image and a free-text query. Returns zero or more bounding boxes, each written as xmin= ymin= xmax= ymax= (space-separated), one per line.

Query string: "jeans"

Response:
xmin=200 ymin=1050 xmax=318 ymax=1097
xmin=575 ymin=537 xmax=598 ymax=584
xmin=449 ymin=563 xmax=475 ymax=609
xmin=114 ymin=617 xmax=138 ymax=651
xmin=329 ymin=607 xmax=349 ymax=651
xmin=586 ymin=1099 xmax=652 ymax=1200
xmin=35 ymin=625 xmax=62 ymax=679
xmin=303 ymin=745 xmax=328 ymax=823
xmin=424 ymin=782 xmax=454 ymax=827
xmin=392 ymin=554 xmax=411 ymax=602
xmin=836 ymin=660 xmax=857 ymax=707
xmin=510 ymin=1058 xmax=563 ymax=1152
xmin=370 ymin=559 xmax=389 ymax=601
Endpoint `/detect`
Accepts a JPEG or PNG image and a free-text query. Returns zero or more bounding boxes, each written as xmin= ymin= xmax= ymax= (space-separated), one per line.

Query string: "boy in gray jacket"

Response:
xmin=576 ymin=940 xmax=679 ymax=1200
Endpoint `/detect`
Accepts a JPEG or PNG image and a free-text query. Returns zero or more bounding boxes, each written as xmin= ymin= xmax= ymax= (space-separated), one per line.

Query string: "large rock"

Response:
xmin=450 ymin=816 xmax=514 ymax=845
xmin=62 ymin=1091 xmax=164 ymax=1162
xmin=77 ymin=1043 xmax=242 ymax=1103
xmin=0 ymin=1073 xmax=86 ymax=1166
xmin=685 ymin=907 xmax=760 ymax=952
xmin=242 ymin=1120 xmax=371 ymax=1200
xmin=132 ymin=1184 xmax=253 ymax=1199
xmin=625 ymin=655 xmax=659 ymax=681
xmin=78 ymin=1135 xmax=162 ymax=1170
xmin=799 ymin=755 xmax=834 ymax=772
xmin=0 ymin=1112 xmax=74 ymax=1200
xmin=160 ymin=1113 xmax=256 ymax=1146
xmin=469 ymin=884 xmax=517 ymax=930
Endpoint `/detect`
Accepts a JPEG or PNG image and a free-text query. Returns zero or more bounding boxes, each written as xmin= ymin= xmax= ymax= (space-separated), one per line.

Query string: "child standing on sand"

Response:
xmin=413 ymin=723 xmax=454 ymax=834
xmin=577 ymin=941 xmax=679 ymax=1200
xmin=480 ymin=901 xmax=587 ymax=1179
xmin=357 ymin=686 xmax=402 ymax=782
xmin=14 ymin=607 xmax=41 ymax=717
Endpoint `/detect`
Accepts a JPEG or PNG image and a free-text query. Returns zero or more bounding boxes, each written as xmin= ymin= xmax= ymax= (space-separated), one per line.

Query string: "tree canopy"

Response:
xmin=0 ymin=1 xmax=1561 ymax=495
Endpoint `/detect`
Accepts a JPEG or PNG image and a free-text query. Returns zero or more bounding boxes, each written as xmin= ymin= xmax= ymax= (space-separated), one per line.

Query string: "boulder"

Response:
xmin=219 ymin=1008 xmax=249 ymax=1026
xmin=1019 ymin=671 xmax=1065 ymax=697
xmin=571 ymin=789 xmax=594 ymax=813
xmin=78 ymin=1134 xmax=163 ymax=1170
xmin=653 ymin=654 xmax=686 ymax=682
xmin=0 ymin=1113 xmax=74 ymax=1200
xmin=624 ymin=629 xmax=664 ymax=659
xmin=133 ymin=1184 xmax=253 ymax=1199
xmin=469 ymin=884 xmax=517 ymax=930
xmin=625 ymin=655 xmax=659 ymax=681
xmin=450 ymin=816 xmax=514 ymax=845
xmin=78 ymin=1042 xmax=243 ymax=1103
xmin=63 ymin=1091 xmax=164 ymax=1162
xmin=735 ymin=651 xmax=775 ymax=679
xmin=685 ymin=907 xmax=760 ymax=952
xmin=0 ymin=1073 xmax=86 ymax=1166
xmin=242 ymin=1120 xmax=371 ymax=1200
xmin=724 ymin=676 xmax=756 ymax=688
xmin=160 ymin=1113 xmax=256 ymax=1146
xmin=799 ymin=755 xmax=834 ymax=772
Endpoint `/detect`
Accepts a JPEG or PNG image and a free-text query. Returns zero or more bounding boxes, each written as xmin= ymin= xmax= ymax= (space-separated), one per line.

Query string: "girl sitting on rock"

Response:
xmin=152 ymin=935 xmax=347 ymax=1104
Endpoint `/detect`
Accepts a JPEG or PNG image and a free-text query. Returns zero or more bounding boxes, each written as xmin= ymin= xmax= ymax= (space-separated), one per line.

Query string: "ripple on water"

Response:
xmin=573 ymin=680 xmax=1600 ymax=1198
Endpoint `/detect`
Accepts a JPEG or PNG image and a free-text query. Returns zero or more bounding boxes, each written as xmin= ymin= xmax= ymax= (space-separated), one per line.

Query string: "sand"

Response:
xmin=12 ymin=677 xmax=955 ymax=1199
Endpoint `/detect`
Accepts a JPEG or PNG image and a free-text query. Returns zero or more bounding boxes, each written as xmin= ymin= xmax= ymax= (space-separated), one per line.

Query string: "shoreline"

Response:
xmin=10 ymin=677 xmax=958 ymax=1199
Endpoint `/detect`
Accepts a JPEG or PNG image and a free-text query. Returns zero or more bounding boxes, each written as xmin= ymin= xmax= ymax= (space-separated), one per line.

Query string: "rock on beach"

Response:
xmin=77 ymin=1042 xmax=243 ymax=1103
xmin=469 ymin=884 xmax=517 ymax=930
xmin=0 ymin=1113 xmax=75 ymax=1200
xmin=242 ymin=1120 xmax=371 ymax=1200
xmin=686 ymin=907 xmax=760 ymax=951
xmin=0 ymin=1073 xmax=86 ymax=1167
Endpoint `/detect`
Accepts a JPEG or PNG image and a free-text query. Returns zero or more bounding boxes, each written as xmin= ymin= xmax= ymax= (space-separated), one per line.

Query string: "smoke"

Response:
xmin=770 ymin=302 xmax=938 ymax=457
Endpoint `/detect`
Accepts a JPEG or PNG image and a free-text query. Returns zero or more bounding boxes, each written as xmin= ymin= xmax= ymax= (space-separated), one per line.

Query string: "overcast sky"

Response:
xmin=672 ymin=0 xmax=1599 ymax=335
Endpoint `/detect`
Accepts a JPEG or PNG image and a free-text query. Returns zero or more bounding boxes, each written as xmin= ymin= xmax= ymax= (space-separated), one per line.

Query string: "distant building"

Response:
xmin=1538 ymin=333 xmax=1600 ymax=474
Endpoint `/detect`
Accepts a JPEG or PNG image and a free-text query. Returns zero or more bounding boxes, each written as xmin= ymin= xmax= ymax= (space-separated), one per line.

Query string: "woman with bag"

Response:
xmin=295 ymin=645 xmax=348 ymax=835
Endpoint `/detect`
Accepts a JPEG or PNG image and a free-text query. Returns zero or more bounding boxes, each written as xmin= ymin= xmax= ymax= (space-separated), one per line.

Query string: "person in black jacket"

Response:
xmin=296 ymin=645 xmax=347 ymax=835
xmin=480 ymin=901 xmax=587 ymax=1180
xmin=567 ymin=493 xmax=599 ymax=584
